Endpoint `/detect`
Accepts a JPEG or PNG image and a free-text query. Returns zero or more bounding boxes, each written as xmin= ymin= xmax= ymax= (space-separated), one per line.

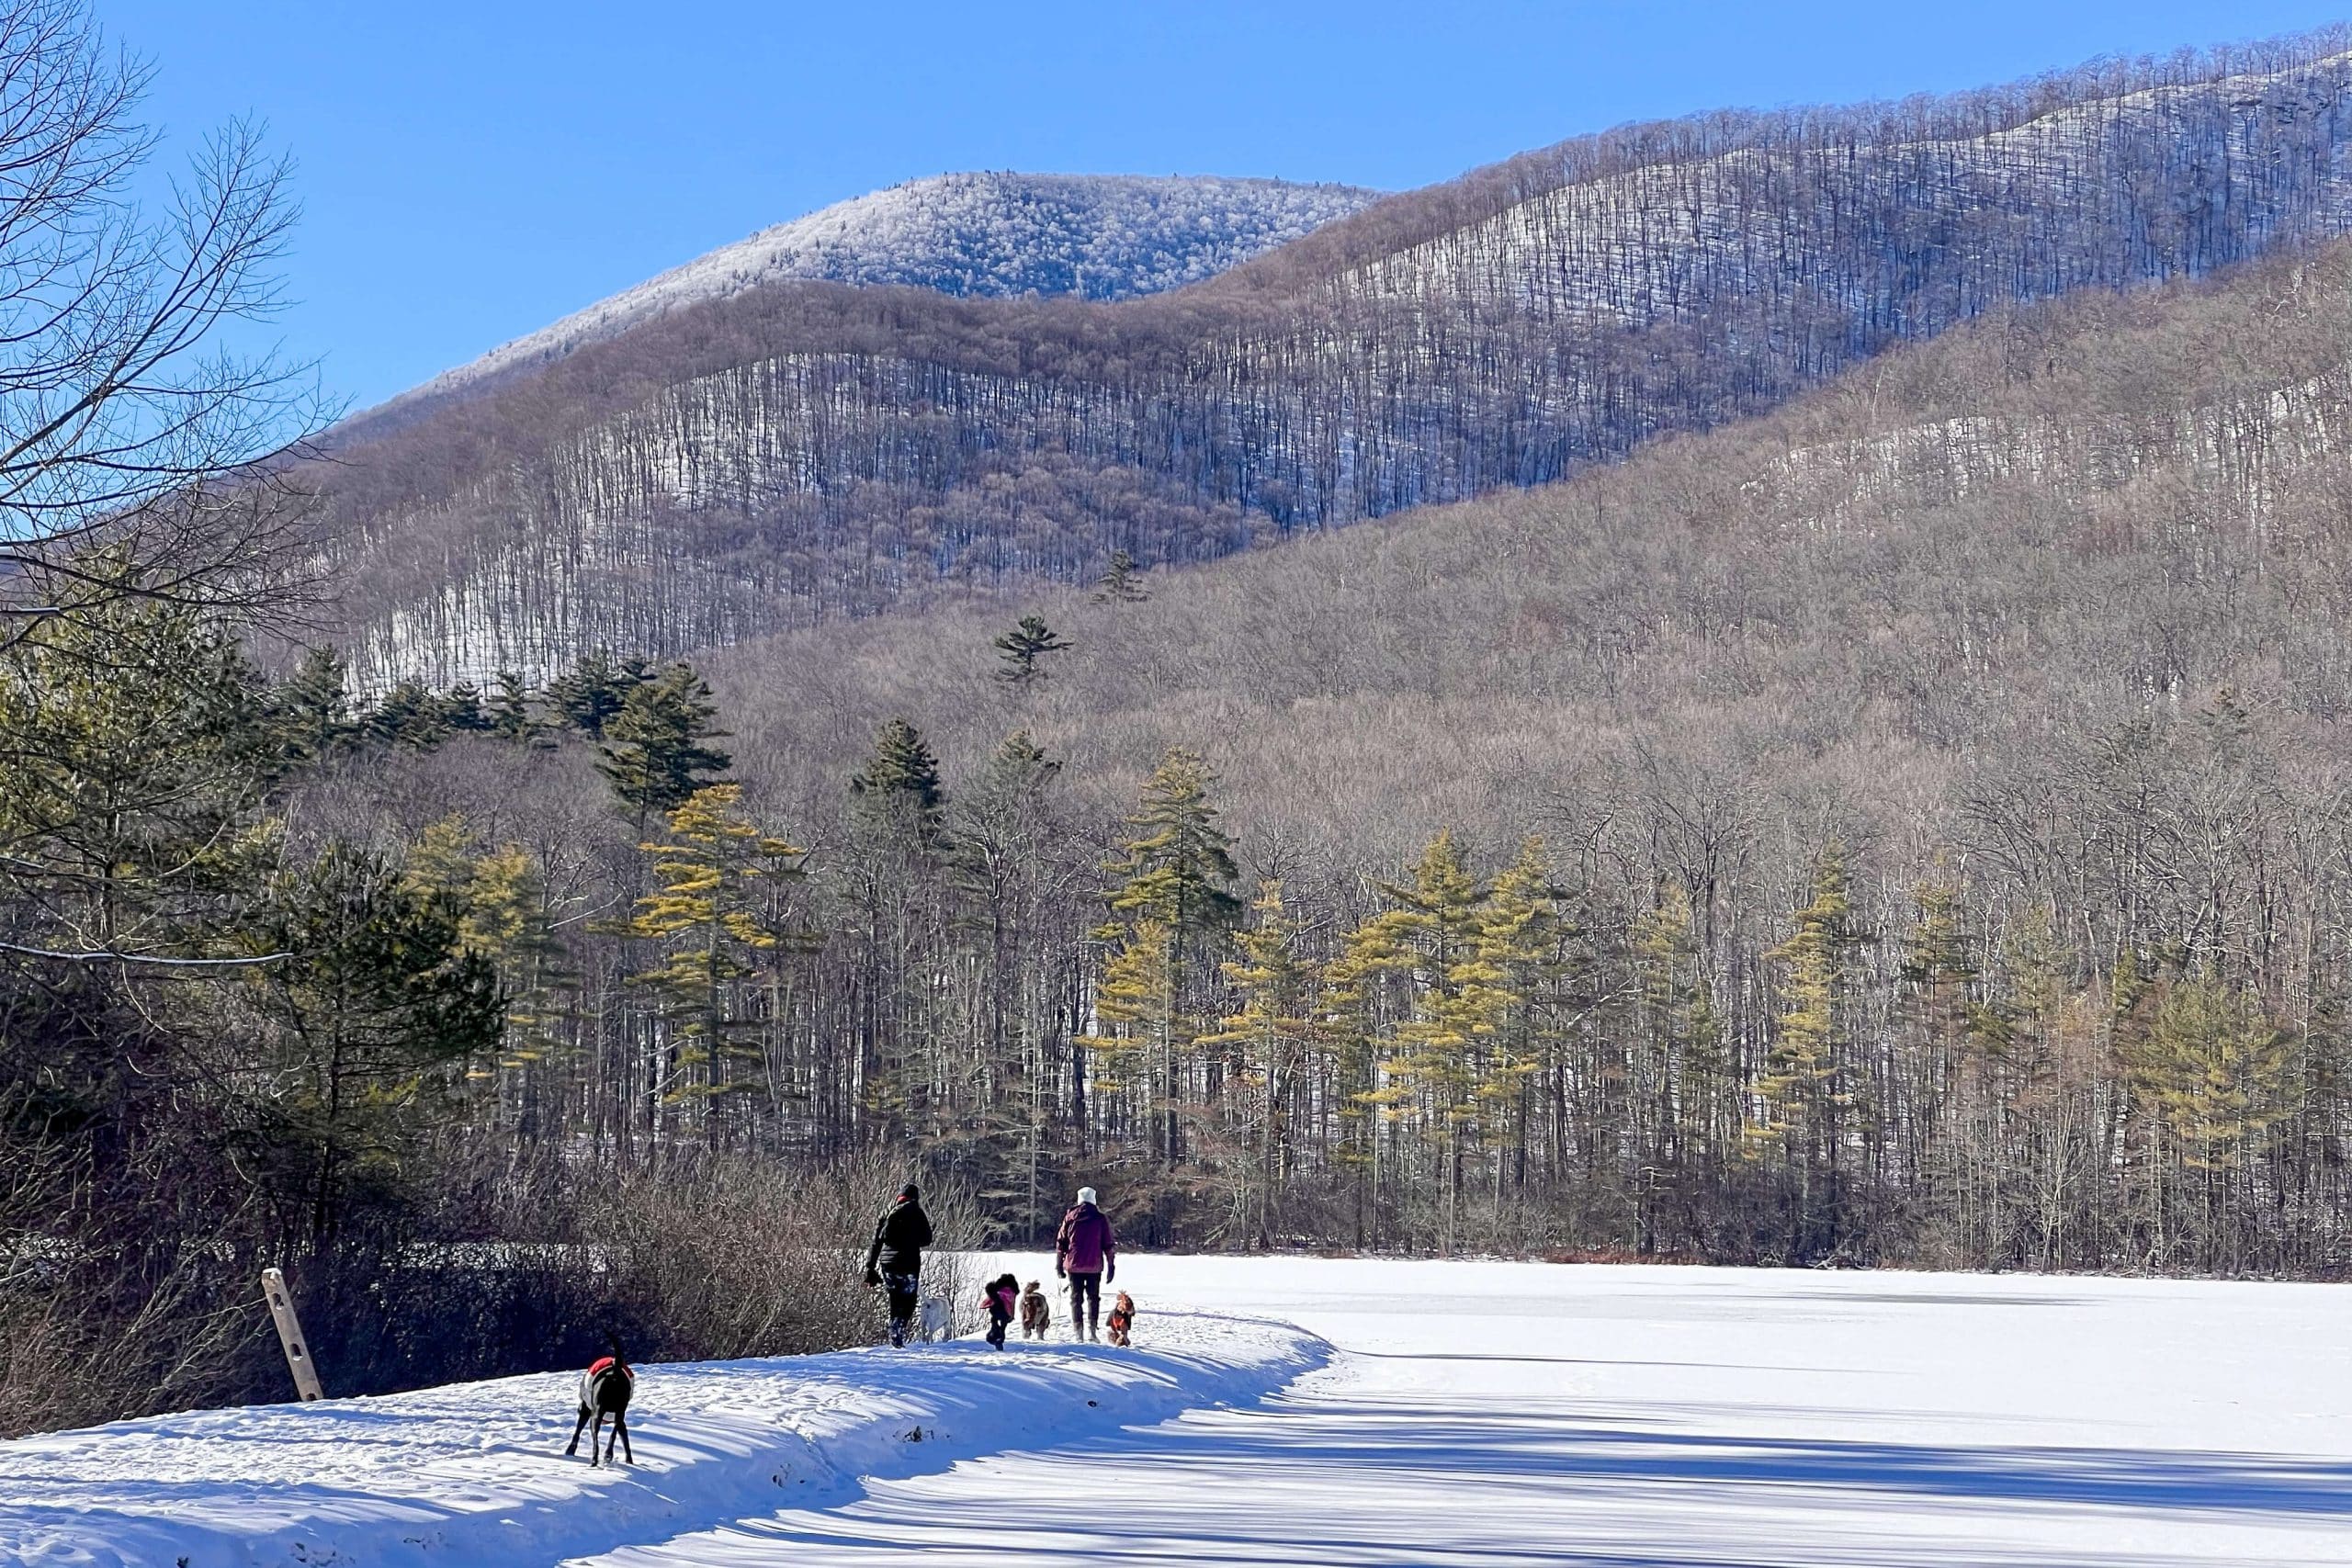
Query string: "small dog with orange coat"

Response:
xmin=1105 ymin=1291 xmax=1136 ymax=1347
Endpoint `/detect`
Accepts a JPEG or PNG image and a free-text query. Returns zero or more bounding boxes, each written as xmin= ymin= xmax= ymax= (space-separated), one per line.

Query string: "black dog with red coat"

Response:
xmin=564 ymin=1337 xmax=636 ymax=1466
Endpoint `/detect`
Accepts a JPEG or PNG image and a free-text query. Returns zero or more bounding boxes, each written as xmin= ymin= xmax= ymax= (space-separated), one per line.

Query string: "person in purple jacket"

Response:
xmin=1055 ymin=1185 xmax=1117 ymax=1341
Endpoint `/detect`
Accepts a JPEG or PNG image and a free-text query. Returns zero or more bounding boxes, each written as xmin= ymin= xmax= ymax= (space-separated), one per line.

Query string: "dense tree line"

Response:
xmin=255 ymin=560 xmax=2352 ymax=1288
xmin=312 ymin=28 xmax=2352 ymax=685
xmin=292 ymin=236 xmax=2352 ymax=1281
xmin=0 ymin=611 xmax=986 ymax=1434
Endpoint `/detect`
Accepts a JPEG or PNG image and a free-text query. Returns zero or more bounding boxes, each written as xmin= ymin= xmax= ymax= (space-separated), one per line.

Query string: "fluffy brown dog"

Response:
xmin=1105 ymin=1291 xmax=1136 ymax=1348
xmin=1020 ymin=1280 xmax=1051 ymax=1339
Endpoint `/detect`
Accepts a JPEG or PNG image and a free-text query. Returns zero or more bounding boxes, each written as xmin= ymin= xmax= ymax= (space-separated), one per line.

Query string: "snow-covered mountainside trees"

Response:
xmin=315 ymin=31 xmax=2352 ymax=684
xmin=395 ymin=174 xmax=1382 ymax=406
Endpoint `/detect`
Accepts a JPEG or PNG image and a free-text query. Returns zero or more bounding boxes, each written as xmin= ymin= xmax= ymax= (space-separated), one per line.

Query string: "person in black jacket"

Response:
xmin=864 ymin=1183 xmax=933 ymax=1347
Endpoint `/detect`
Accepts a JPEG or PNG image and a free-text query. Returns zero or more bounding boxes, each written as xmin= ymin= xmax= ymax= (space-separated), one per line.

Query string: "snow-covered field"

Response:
xmin=6 ymin=1258 xmax=2349 ymax=1565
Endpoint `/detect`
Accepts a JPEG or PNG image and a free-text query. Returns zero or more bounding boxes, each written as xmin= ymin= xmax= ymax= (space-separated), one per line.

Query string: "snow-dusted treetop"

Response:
xmin=403 ymin=173 xmax=1382 ymax=407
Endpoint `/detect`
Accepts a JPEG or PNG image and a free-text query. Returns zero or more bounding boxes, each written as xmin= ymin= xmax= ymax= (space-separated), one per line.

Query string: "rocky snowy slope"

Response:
xmin=399 ymin=173 xmax=1380 ymax=406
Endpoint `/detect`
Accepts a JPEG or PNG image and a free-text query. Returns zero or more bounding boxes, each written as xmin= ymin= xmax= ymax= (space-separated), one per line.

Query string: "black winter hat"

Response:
xmin=899 ymin=1182 xmax=920 ymax=1200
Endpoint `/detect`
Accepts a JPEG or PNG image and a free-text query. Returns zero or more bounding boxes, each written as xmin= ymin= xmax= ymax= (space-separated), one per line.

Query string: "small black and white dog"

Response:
xmin=564 ymin=1338 xmax=636 ymax=1466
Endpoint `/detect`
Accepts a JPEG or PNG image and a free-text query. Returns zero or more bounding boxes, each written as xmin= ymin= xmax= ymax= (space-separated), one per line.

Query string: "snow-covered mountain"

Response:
xmin=318 ymin=31 xmax=2352 ymax=687
xmin=404 ymin=173 xmax=1382 ymax=405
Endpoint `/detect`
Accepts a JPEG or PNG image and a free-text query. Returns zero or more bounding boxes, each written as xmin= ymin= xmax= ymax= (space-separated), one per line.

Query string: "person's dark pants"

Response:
xmin=1068 ymin=1270 xmax=1102 ymax=1336
xmin=885 ymin=1271 xmax=920 ymax=1346
xmin=986 ymin=1311 xmax=1011 ymax=1348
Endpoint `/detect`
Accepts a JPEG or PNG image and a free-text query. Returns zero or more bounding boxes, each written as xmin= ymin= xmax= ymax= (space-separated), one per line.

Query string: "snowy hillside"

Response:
xmin=318 ymin=32 xmax=2352 ymax=687
xmin=7 ymin=1259 xmax=2349 ymax=1566
xmin=405 ymin=173 xmax=1381 ymax=404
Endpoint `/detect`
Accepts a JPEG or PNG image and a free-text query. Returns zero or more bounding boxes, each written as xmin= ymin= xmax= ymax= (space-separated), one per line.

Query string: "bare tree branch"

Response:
xmin=0 ymin=2 xmax=328 ymax=628
xmin=0 ymin=939 xmax=288 ymax=965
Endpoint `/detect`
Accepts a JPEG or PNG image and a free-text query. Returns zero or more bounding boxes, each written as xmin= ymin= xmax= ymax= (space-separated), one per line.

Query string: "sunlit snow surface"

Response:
xmin=8 ymin=1259 xmax=2352 ymax=1565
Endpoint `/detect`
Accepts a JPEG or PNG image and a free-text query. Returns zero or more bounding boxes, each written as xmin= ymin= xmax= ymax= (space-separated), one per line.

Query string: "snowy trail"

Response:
xmin=7 ymin=1260 xmax=2351 ymax=1566
xmin=0 ymin=1311 xmax=1326 ymax=1568
xmin=569 ymin=1258 xmax=2352 ymax=1567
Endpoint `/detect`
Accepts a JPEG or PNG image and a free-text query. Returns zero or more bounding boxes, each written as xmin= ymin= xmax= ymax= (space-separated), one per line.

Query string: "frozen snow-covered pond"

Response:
xmin=6 ymin=1258 xmax=2348 ymax=1565
xmin=608 ymin=1256 xmax=2352 ymax=1566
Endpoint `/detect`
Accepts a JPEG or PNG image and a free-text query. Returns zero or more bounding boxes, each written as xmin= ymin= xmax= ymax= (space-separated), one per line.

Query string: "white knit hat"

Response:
xmin=1078 ymin=1186 xmax=1098 ymax=1205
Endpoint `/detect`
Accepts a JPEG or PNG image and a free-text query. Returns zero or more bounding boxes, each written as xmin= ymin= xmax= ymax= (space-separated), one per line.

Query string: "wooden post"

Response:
xmin=260 ymin=1267 xmax=325 ymax=1401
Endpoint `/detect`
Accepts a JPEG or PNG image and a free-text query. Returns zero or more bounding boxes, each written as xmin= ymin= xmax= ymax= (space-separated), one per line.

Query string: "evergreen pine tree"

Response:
xmin=1981 ymin=905 xmax=2068 ymax=1077
xmin=850 ymin=716 xmax=948 ymax=843
xmin=489 ymin=670 xmax=540 ymax=743
xmin=461 ymin=842 xmax=573 ymax=1071
xmin=842 ymin=716 xmax=954 ymax=1142
xmin=1464 ymin=839 xmax=1566 ymax=1214
xmin=1354 ymin=830 xmax=1493 ymax=1254
xmin=366 ymin=679 xmax=448 ymax=749
xmin=436 ymin=682 xmax=492 ymax=732
xmin=969 ymin=728 xmax=1058 ymax=807
xmin=401 ymin=815 xmax=573 ymax=1082
xmin=1900 ymin=861 xmax=1982 ymax=1066
xmin=1323 ymin=908 xmax=1402 ymax=1245
xmin=1204 ymin=882 xmax=1321 ymax=1246
xmin=546 ymin=649 xmax=643 ymax=739
xmin=1084 ymin=916 xmax=1178 ymax=1096
xmin=0 ymin=594 xmax=278 ymax=961
xmin=1633 ymin=881 xmax=1730 ymax=1186
xmin=1758 ymin=840 xmax=1866 ymax=1258
xmin=943 ymin=728 xmax=1066 ymax=1228
xmin=269 ymin=647 xmax=356 ymax=767
xmin=1092 ymin=748 xmax=1242 ymax=1189
xmin=624 ymin=784 xmax=808 ymax=1129
xmin=993 ymin=614 xmax=1073 ymax=685
xmin=1093 ymin=548 xmax=1148 ymax=604
xmin=951 ymin=730 xmax=1062 ymax=896
xmin=595 ymin=662 xmax=731 ymax=824
xmin=1103 ymin=747 xmax=1241 ymax=934
xmin=2121 ymin=975 xmax=2299 ymax=1172
xmin=253 ymin=841 xmax=503 ymax=1238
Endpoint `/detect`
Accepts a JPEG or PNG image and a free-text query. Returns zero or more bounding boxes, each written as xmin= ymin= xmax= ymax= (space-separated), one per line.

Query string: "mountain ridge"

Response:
xmin=372 ymin=172 xmax=1382 ymax=424
xmin=311 ymin=26 xmax=2352 ymax=686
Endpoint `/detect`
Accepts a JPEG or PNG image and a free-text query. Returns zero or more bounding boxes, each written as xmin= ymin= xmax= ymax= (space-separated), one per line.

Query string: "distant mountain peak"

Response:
xmin=397 ymin=172 xmax=1383 ymax=411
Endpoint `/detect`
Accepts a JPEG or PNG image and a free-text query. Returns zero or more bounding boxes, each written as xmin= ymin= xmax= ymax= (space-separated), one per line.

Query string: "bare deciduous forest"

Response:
xmin=311 ymin=30 xmax=2352 ymax=685
xmin=300 ymin=239 xmax=2352 ymax=1286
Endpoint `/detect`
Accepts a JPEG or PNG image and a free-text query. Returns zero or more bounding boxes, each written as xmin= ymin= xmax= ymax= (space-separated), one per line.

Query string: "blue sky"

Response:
xmin=102 ymin=0 xmax=2352 ymax=412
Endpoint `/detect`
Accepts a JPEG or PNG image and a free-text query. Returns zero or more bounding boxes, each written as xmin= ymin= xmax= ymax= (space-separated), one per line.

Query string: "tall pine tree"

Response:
xmin=597 ymin=662 xmax=731 ymax=826
xmin=268 ymin=647 xmax=356 ymax=768
xmin=993 ymin=614 xmax=1073 ymax=685
xmin=1205 ymin=882 xmax=1321 ymax=1247
xmin=1093 ymin=549 xmax=1148 ymax=604
xmin=1759 ymin=840 xmax=1866 ymax=1259
xmin=623 ymin=785 xmax=807 ymax=1136
xmin=1092 ymin=748 xmax=1241 ymax=1215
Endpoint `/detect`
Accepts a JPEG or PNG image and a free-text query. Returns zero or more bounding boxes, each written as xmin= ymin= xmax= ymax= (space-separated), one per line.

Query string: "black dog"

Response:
xmin=564 ymin=1338 xmax=635 ymax=1466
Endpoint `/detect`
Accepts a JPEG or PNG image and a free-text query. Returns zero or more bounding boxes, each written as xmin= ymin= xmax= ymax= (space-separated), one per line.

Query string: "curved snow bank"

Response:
xmin=0 ymin=1312 xmax=1327 ymax=1568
